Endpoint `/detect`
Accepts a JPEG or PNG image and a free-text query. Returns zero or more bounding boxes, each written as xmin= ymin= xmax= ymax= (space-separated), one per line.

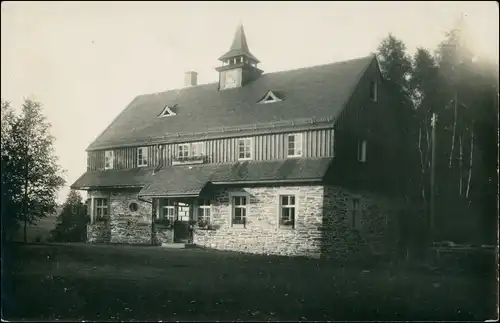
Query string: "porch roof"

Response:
xmin=70 ymin=168 xmax=154 ymax=190
xmin=137 ymin=157 xmax=333 ymax=198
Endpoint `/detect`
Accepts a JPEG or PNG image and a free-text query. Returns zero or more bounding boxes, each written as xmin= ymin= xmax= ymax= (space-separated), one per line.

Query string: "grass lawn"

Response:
xmin=1 ymin=243 xmax=497 ymax=321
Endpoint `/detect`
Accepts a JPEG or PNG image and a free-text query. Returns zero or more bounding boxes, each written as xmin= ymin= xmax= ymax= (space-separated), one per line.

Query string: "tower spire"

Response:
xmin=218 ymin=24 xmax=260 ymax=63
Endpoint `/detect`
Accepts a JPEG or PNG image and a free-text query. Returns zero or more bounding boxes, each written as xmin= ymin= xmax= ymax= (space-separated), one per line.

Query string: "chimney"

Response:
xmin=184 ymin=71 xmax=198 ymax=87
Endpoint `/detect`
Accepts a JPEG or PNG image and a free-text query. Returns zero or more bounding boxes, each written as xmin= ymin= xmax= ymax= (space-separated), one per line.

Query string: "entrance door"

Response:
xmin=174 ymin=202 xmax=190 ymax=243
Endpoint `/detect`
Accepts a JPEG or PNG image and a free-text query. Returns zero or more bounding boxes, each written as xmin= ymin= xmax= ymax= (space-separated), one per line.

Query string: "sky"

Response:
xmin=1 ymin=1 xmax=498 ymax=203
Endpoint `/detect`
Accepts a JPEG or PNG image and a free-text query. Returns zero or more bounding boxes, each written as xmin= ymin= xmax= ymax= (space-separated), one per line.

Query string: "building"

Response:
xmin=71 ymin=24 xmax=404 ymax=259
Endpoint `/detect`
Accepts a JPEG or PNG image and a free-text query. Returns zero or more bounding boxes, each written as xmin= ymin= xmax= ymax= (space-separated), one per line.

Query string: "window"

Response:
xmin=287 ymin=133 xmax=303 ymax=157
xmin=238 ymin=138 xmax=252 ymax=160
xmin=177 ymin=142 xmax=204 ymax=159
xmin=160 ymin=199 xmax=176 ymax=222
xmin=197 ymin=199 xmax=211 ymax=224
xmin=357 ymin=140 xmax=367 ymax=162
xmin=137 ymin=147 xmax=148 ymax=167
xmin=370 ymin=81 xmax=378 ymax=102
xmin=279 ymin=195 xmax=296 ymax=228
xmin=158 ymin=105 xmax=177 ymax=118
xmin=190 ymin=142 xmax=204 ymax=156
xmin=231 ymin=195 xmax=248 ymax=226
xmin=129 ymin=202 xmax=138 ymax=212
xmin=104 ymin=150 xmax=114 ymax=170
xmin=257 ymin=91 xmax=283 ymax=104
xmin=94 ymin=198 xmax=109 ymax=222
xmin=178 ymin=143 xmax=190 ymax=158
xmin=349 ymin=198 xmax=361 ymax=230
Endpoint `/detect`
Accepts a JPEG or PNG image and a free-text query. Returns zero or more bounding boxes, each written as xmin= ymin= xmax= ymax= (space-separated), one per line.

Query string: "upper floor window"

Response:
xmin=190 ymin=142 xmax=204 ymax=156
xmin=357 ymin=140 xmax=367 ymax=162
xmin=105 ymin=150 xmax=114 ymax=170
xmin=370 ymin=81 xmax=378 ymax=103
xmin=137 ymin=147 xmax=148 ymax=167
xmin=177 ymin=142 xmax=204 ymax=159
xmin=178 ymin=144 xmax=190 ymax=158
xmin=238 ymin=138 xmax=252 ymax=160
xmin=287 ymin=133 xmax=303 ymax=157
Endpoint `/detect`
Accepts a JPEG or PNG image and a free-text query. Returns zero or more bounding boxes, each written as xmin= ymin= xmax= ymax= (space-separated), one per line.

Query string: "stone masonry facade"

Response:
xmin=321 ymin=185 xmax=401 ymax=260
xmin=87 ymin=189 xmax=153 ymax=244
xmin=86 ymin=185 xmax=400 ymax=259
xmin=193 ymin=185 xmax=401 ymax=259
xmin=194 ymin=185 xmax=325 ymax=257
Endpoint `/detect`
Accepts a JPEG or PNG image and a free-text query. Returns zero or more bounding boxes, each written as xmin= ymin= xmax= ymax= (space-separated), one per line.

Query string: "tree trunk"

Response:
xmin=23 ymin=118 xmax=31 ymax=244
xmin=430 ymin=113 xmax=437 ymax=242
xmin=449 ymin=93 xmax=458 ymax=169
xmin=466 ymin=126 xmax=474 ymax=199
xmin=458 ymin=134 xmax=463 ymax=196
xmin=418 ymin=124 xmax=428 ymax=210
xmin=23 ymin=218 xmax=27 ymax=243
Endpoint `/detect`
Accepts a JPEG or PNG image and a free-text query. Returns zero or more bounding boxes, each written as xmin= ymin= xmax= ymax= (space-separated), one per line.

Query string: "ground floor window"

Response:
xmin=231 ymin=194 xmax=248 ymax=226
xmin=94 ymin=198 xmax=109 ymax=223
xmin=279 ymin=195 xmax=296 ymax=228
xmin=197 ymin=199 xmax=211 ymax=225
xmin=160 ymin=199 xmax=176 ymax=222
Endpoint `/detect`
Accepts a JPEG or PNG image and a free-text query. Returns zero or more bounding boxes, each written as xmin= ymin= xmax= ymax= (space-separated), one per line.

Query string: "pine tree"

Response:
xmin=51 ymin=190 xmax=89 ymax=242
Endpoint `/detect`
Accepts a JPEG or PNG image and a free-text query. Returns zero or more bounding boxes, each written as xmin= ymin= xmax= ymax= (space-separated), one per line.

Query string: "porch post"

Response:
xmin=189 ymin=199 xmax=195 ymax=244
xmin=151 ymin=198 xmax=156 ymax=245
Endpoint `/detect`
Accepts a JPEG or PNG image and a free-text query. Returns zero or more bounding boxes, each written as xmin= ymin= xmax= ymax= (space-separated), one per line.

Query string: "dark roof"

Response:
xmin=72 ymin=158 xmax=333 ymax=194
xmin=71 ymin=168 xmax=154 ymax=189
xmin=208 ymin=157 xmax=333 ymax=184
xmin=218 ymin=24 xmax=260 ymax=63
xmin=138 ymin=165 xmax=216 ymax=198
xmin=87 ymin=55 xmax=374 ymax=151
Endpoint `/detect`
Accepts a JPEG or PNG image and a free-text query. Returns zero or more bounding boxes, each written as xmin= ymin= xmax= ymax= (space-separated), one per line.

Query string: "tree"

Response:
xmin=51 ymin=190 xmax=89 ymax=242
xmin=0 ymin=98 xmax=65 ymax=243
xmin=410 ymin=48 xmax=440 ymax=221
xmin=377 ymin=34 xmax=419 ymax=198
xmin=1 ymin=100 xmax=23 ymax=242
xmin=377 ymin=35 xmax=424 ymax=259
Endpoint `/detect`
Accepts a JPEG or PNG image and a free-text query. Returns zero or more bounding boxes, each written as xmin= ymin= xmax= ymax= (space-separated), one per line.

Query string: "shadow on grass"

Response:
xmin=2 ymin=243 xmax=497 ymax=321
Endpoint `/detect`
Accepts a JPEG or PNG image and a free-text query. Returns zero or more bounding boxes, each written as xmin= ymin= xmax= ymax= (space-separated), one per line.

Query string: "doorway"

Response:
xmin=174 ymin=202 xmax=190 ymax=243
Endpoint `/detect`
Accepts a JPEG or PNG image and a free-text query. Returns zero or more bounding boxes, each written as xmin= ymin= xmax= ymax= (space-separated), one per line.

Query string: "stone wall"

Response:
xmin=153 ymin=226 xmax=174 ymax=245
xmin=321 ymin=185 xmax=401 ymax=260
xmin=87 ymin=222 xmax=111 ymax=243
xmin=87 ymin=189 xmax=153 ymax=245
xmin=85 ymin=185 xmax=400 ymax=259
xmin=193 ymin=185 xmax=401 ymax=259
xmin=193 ymin=185 xmax=325 ymax=258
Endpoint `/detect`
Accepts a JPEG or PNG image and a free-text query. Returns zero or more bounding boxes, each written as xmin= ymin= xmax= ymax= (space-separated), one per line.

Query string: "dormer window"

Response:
xmin=137 ymin=147 xmax=149 ymax=167
xmin=258 ymin=91 xmax=284 ymax=104
xmin=158 ymin=105 xmax=177 ymax=118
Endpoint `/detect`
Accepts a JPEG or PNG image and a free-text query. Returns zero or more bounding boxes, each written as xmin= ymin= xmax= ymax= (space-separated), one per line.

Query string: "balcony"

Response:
xmin=172 ymin=155 xmax=206 ymax=166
